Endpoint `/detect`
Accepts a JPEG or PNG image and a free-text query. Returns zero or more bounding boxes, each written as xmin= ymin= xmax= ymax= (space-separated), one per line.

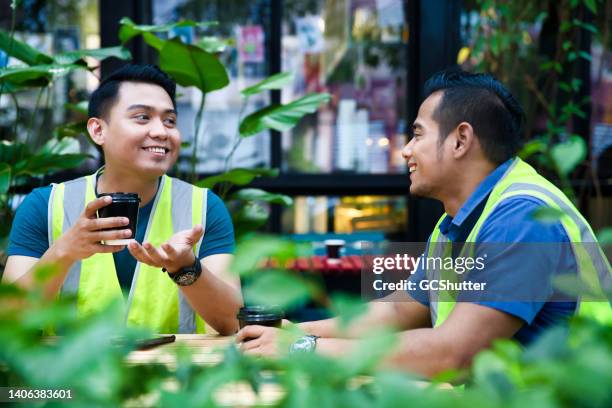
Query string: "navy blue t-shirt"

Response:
xmin=409 ymin=159 xmax=577 ymax=346
xmin=8 ymin=184 xmax=235 ymax=292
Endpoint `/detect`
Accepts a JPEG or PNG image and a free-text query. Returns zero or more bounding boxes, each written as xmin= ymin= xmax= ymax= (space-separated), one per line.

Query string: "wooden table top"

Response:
xmin=126 ymin=334 xmax=284 ymax=406
xmin=125 ymin=334 xmax=232 ymax=366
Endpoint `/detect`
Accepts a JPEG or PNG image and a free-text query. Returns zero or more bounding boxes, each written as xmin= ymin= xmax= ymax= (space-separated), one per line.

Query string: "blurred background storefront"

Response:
xmin=0 ymin=0 xmax=610 ymax=246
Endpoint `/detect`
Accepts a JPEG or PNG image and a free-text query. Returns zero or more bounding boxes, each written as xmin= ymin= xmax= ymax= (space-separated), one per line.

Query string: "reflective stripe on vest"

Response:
xmin=48 ymin=172 xmax=208 ymax=334
xmin=428 ymin=158 xmax=611 ymax=327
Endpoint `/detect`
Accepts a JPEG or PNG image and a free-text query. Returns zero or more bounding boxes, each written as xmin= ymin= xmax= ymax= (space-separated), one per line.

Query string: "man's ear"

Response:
xmin=452 ymin=122 xmax=475 ymax=159
xmin=87 ymin=117 xmax=105 ymax=147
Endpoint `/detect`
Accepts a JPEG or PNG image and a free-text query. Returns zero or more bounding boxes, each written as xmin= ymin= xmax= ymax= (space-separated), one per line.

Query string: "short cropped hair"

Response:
xmin=423 ymin=68 xmax=525 ymax=164
xmin=88 ymin=64 xmax=176 ymax=120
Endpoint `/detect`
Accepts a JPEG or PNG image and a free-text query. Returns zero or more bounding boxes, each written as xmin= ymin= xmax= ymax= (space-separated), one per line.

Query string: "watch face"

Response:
xmin=290 ymin=336 xmax=315 ymax=353
xmin=175 ymin=271 xmax=196 ymax=286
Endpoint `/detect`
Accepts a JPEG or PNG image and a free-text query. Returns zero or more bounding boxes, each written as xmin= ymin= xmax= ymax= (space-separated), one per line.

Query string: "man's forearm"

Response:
xmin=298 ymin=300 xmax=427 ymax=339
xmin=315 ymin=328 xmax=461 ymax=378
xmin=10 ymin=245 xmax=75 ymax=299
xmin=180 ymin=264 xmax=242 ymax=335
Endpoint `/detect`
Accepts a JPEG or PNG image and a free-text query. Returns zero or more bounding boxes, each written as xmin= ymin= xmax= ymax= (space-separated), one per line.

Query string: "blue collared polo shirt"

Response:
xmin=409 ymin=158 xmax=577 ymax=345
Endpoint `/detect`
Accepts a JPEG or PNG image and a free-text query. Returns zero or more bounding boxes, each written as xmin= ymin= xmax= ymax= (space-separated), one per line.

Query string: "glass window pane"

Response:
xmin=153 ymin=0 xmax=272 ymax=174
xmin=0 ymin=0 xmax=101 ymax=173
xmin=282 ymin=194 xmax=407 ymax=241
xmin=282 ymin=0 xmax=409 ymax=174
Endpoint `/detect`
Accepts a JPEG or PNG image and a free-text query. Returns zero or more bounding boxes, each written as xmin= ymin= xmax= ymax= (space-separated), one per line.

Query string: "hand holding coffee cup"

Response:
xmin=51 ymin=196 xmax=131 ymax=264
xmin=97 ymin=193 xmax=140 ymax=245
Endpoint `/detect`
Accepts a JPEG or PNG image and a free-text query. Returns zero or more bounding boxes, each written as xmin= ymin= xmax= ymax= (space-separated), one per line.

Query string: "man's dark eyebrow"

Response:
xmin=126 ymin=104 xmax=177 ymax=115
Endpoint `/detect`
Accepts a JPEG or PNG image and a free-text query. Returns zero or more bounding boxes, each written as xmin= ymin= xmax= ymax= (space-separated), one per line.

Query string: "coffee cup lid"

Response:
xmin=237 ymin=305 xmax=284 ymax=319
xmin=98 ymin=192 xmax=141 ymax=202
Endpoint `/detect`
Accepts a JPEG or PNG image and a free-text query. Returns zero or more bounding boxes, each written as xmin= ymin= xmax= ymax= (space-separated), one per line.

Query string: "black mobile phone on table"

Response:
xmin=135 ymin=335 xmax=176 ymax=350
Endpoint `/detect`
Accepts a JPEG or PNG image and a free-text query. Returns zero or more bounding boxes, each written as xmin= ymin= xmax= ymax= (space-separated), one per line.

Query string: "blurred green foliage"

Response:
xmin=1 ymin=235 xmax=611 ymax=407
xmin=461 ymin=0 xmax=607 ymax=203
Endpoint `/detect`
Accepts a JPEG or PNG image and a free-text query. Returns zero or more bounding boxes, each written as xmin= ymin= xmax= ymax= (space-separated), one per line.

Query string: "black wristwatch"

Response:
xmin=162 ymin=258 xmax=202 ymax=286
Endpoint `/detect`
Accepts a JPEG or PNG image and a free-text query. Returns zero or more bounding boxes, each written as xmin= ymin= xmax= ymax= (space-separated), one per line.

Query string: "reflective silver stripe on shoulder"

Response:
xmin=171 ymin=177 xmax=194 ymax=232
xmin=48 ymin=184 xmax=57 ymax=248
xmin=428 ymin=234 xmax=449 ymax=325
xmin=502 ymin=182 xmax=611 ymax=299
xmin=170 ymin=177 xmax=197 ymax=333
xmin=125 ymin=176 xmax=167 ymax=323
xmin=498 ymin=157 xmax=521 ymax=183
xmin=195 ymin=188 xmax=208 ymax=256
xmin=60 ymin=177 xmax=88 ymax=297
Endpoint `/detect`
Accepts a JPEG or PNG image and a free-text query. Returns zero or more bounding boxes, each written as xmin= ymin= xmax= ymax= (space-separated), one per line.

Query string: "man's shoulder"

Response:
xmin=20 ymin=185 xmax=53 ymax=207
xmin=478 ymin=194 xmax=569 ymax=242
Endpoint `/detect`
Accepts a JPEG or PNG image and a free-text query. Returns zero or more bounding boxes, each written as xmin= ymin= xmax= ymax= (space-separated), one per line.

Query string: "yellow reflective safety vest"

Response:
xmin=48 ymin=170 xmax=208 ymax=333
xmin=427 ymin=158 xmax=611 ymax=327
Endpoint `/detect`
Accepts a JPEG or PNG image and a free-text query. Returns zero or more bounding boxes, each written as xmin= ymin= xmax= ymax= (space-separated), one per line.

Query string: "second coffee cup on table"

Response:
xmin=97 ymin=192 xmax=140 ymax=245
xmin=325 ymin=239 xmax=345 ymax=263
xmin=237 ymin=306 xmax=283 ymax=329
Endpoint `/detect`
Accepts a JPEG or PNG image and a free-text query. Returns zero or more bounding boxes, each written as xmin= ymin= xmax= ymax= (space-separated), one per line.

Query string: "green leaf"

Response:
xmin=196 ymin=168 xmax=278 ymax=188
xmin=519 ymin=139 xmax=547 ymax=159
xmin=0 ymin=64 xmax=84 ymax=86
xmin=522 ymin=325 xmax=569 ymax=362
xmin=241 ymin=72 xmax=294 ymax=97
xmin=560 ymin=21 xmax=572 ymax=32
xmin=53 ymin=46 xmax=131 ymax=65
xmin=0 ymin=30 xmax=53 ymax=65
xmin=596 ymin=228 xmax=612 ymax=244
xmin=13 ymin=139 xmax=90 ymax=176
xmin=65 ymin=101 xmax=88 ymax=115
xmin=53 ymin=121 xmax=88 ymax=139
xmin=232 ymin=201 xmax=269 ymax=238
xmin=340 ymin=331 xmax=398 ymax=376
xmin=232 ymin=235 xmax=296 ymax=277
xmin=577 ymin=51 xmax=592 ymax=62
xmin=550 ymin=135 xmax=587 ymax=176
xmin=330 ymin=294 xmax=368 ymax=331
xmin=0 ymin=140 xmax=30 ymax=165
xmin=197 ymin=36 xmax=233 ymax=53
xmin=0 ymin=80 xmax=32 ymax=93
xmin=158 ymin=38 xmax=229 ymax=93
xmin=243 ymin=270 xmax=313 ymax=309
xmin=14 ymin=153 xmax=90 ymax=177
xmin=530 ymin=206 xmax=566 ymax=223
xmin=583 ymin=0 xmax=597 ymax=14
xmin=239 ymin=93 xmax=331 ymax=137
xmin=573 ymin=19 xmax=598 ymax=34
xmin=119 ymin=17 xmax=217 ymax=44
xmin=0 ymin=163 xmax=10 ymax=194
xmin=230 ymin=188 xmax=292 ymax=206
xmin=141 ymin=32 xmax=165 ymax=51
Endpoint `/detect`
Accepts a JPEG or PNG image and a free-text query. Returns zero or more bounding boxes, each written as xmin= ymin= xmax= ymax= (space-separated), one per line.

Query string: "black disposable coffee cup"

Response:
xmin=325 ymin=239 xmax=345 ymax=263
xmin=237 ymin=306 xmax=283 ymax=330
xmin=97 ymin=192 xmax=140 ymax=245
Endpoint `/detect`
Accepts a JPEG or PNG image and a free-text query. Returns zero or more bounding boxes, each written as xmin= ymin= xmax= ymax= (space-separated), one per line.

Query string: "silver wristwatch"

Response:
xmin=289 ymin=335 xmax=320 ymax=354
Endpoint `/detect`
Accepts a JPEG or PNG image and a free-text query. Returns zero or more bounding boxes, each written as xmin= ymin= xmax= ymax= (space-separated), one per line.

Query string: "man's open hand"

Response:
xmin=127 ymin=224 xmax=204 ymax=272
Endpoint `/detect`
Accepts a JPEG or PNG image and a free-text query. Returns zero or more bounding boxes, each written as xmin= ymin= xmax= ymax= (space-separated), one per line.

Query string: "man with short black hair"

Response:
xmin=236 ymin=68 xmax=611 ymax=376
xmin=3 ymin=64 xmax=242 ymax=335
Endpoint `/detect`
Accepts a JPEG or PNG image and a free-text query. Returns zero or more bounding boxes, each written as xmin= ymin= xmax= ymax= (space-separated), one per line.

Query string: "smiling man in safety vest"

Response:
xmin=235 ymin=68 xmax=611 ymax=376
xmin=3 ymin=64 xmax=242 ymax=335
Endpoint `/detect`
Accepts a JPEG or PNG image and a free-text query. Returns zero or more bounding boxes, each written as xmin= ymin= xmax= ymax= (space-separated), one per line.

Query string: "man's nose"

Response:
xmin=401 ymin=138 xmax=414 ymax=160
xmin=149 ymin=118 xmax=168 ymax=139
